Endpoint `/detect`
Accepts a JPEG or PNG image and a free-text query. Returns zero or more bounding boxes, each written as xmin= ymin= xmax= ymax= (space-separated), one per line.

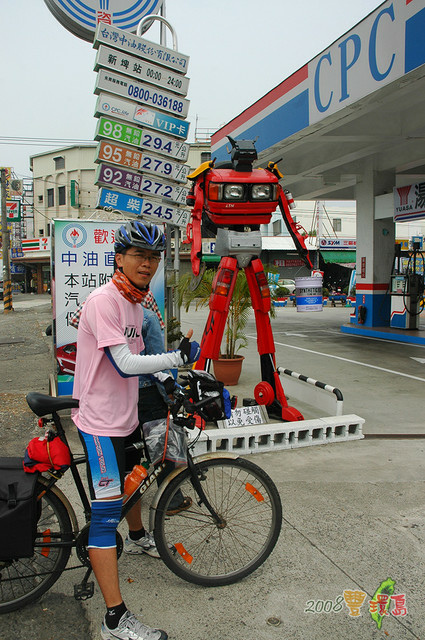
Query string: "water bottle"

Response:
xmin=123 ymin=465 xmax=148 ymax=502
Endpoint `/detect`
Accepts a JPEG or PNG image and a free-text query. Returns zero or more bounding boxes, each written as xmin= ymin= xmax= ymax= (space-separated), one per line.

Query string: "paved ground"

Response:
xmin=1 ymin=294 xmax=424 ymax=640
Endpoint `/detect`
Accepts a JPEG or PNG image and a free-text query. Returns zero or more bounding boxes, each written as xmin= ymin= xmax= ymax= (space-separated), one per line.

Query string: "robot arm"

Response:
xmin=185 ymin=161 xmax=215 ymax=276
xmin=265 ymin=160 xmax=313 ymax=270
xmin=277 ymin=185 xmax=313 ymax=270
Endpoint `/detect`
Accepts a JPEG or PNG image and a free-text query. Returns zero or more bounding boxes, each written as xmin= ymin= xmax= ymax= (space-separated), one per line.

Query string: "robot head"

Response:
xmin=201 ymin=137 xmax=279 ymax=226
xmin=227 ymin=136 xmax=258 ymax=172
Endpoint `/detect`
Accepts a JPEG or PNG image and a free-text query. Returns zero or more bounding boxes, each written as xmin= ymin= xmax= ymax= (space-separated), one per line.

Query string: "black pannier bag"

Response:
xmin=0 ymin=458 xmax=39 ymax=560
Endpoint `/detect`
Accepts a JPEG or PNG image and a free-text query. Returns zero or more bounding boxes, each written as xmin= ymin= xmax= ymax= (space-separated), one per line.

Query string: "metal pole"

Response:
xmin=160 ymin=0 xmax=167 ymax=46
xmin=136 ymin=2 xmax=184 ymax=346
xmin=1 ymin=168 xmax=13 ymax=312
xmin=160 ymin=1 xmax=181 ymax=339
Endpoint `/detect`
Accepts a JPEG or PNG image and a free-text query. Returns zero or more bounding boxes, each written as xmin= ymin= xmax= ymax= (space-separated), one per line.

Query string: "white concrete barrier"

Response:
xmin=190 ymin=414 xmax=364 ymax=456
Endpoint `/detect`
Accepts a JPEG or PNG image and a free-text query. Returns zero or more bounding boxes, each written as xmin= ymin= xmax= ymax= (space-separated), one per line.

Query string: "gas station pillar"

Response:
xmin=355 ymin=162 xmax=395 ymax=327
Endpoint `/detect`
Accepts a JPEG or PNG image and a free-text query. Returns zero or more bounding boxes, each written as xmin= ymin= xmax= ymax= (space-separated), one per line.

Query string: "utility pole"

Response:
xmin=1 ymin=168 xmax=13 ymax=312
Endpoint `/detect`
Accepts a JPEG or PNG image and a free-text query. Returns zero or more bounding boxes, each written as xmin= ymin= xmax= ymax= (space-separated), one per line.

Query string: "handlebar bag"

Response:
xmin=0 ymin=457 xmax=38 ymax=560
xmin=142 ymin=415 xmax=187 ymax=465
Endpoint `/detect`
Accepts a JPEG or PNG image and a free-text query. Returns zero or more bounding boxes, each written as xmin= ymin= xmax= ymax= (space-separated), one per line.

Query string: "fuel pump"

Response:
xmin=390 ymin=241 xmax=425 ymax=329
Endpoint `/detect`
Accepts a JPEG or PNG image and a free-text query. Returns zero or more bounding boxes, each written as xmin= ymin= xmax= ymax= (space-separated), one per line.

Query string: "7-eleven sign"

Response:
xmin=6 ymin=201 xmax=21 ymax=221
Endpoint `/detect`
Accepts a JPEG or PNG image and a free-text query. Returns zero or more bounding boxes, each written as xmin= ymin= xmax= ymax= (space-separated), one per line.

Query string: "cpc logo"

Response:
xmin=101 ymin=101 xmax=111 ymax=112
xmin=62 ymin=223 xmax=87 ymax=249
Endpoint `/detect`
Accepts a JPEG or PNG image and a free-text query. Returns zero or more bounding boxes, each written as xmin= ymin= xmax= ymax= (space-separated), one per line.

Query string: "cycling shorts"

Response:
xmin=79 ymin=426 xmax=143 ymax=500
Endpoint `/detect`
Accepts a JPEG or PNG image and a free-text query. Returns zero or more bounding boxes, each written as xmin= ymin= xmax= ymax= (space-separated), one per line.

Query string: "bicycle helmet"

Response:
xmin=114 ymin=220 xmax=166 ymax=253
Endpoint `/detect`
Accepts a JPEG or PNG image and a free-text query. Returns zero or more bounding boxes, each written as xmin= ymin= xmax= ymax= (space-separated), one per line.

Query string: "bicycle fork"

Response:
xmin=187 ymin=456 xmax=225 ymax=527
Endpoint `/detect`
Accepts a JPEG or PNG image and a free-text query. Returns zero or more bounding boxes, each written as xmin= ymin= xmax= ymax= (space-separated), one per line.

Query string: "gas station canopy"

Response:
xmin=211 ymin=0 xmax=425 ymax=342
xmin=211 ymin=0 xmax=425 ymax=202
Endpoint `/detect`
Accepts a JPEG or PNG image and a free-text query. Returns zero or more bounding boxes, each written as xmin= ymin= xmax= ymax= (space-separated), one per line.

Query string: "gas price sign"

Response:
xmin=92 ymin=19 xmax=191 ymax=228
xmin=96 ymin=164 xmax=188 ymax=205
xmin=95 ymin=140 xmax=189 ymax=183
xmin=95 ymin=117 xmax=189 ymax=161
xmin=96 ymin=187 xmax=190 ymax=229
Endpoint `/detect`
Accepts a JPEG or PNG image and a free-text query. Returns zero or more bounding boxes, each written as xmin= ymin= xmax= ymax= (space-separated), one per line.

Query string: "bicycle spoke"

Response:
xmin=155 ymin=458 xmax=282 ymax=586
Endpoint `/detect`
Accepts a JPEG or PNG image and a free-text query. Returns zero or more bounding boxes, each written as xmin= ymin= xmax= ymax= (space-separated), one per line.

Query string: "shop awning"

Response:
xmin=320 ymin=250 xmax=356 ymax=265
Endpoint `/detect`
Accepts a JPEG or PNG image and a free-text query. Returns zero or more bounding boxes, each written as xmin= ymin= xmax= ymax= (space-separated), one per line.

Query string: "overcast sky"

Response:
xmin=1 ymin=0 xmax=383 ymax=178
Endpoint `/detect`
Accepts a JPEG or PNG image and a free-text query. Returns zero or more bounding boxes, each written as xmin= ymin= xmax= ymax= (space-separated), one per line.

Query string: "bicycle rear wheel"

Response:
xmin=0 ymin=482 xmax=72 ymax=613
xmin=154 ymin=456 xmax=282 ymax=586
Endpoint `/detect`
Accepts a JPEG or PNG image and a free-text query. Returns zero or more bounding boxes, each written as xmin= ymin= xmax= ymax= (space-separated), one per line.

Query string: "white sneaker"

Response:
xmin=124 ymin=532 xmax=160 ymax=558
xmin=101 ymin=610 xmax=167 ymax=640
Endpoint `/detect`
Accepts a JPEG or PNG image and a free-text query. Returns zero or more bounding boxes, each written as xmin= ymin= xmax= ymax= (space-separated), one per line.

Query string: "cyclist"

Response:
xmin=72 ymin=220 xmax=200 ymax=640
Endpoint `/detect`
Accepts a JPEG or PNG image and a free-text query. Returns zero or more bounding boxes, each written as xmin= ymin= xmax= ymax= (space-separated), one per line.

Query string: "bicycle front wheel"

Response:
xmin=154 ymin=457 xmax=282 ymax=586
xmin=0 ymin=482 xmax=72 ymax=613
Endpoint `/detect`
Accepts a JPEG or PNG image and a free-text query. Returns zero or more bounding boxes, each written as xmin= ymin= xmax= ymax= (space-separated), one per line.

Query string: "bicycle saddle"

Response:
xmin=26 ymin=392 xmax=79 ymax=417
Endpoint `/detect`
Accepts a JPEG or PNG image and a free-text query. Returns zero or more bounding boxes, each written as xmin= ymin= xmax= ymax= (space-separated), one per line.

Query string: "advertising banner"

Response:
xmin=53 ymin=219 xmax=165 ymax=395
xmin=95 ymin=69 xmax=189 ymax=118
xmin=319 ymin=238 xmax=356 ymax=248
xmin=6 ymin=201 xmax=21 ymax=221
xmin=393 ymin=182 xmax=425 ymax=222
xmin=95 ymin=92 xmax=190 ymax=139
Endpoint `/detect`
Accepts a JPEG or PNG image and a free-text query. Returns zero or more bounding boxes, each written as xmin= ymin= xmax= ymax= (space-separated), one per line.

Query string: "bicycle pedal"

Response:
xmin=74 ymin=581 xmax=95 ymax=600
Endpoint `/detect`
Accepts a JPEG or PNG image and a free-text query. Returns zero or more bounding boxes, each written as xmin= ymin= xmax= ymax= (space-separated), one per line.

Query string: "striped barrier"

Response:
xmin=278 ymin=367 xmax=344 ymax=416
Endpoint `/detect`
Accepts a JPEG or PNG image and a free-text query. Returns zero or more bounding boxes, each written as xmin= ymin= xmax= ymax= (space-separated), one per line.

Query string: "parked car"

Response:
xmin=277 ymin=278 xmax=296 ymax=294
xmin=56 ymin=342 xmax=77 ymax=375
xmin=0 ymin=281 xmax=3 ymax=300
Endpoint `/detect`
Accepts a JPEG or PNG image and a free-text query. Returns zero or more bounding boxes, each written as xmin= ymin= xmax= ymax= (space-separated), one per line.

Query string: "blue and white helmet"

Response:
xmin=114 ymin=220 xmax=166 ymax=253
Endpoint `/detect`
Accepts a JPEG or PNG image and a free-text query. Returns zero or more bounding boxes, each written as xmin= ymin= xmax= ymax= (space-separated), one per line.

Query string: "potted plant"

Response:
xmin=177 ymin=267 xmax=277 ymax=385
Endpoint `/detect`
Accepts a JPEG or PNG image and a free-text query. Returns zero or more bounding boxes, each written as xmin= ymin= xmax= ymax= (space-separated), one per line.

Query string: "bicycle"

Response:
xmin=0 ymin=371 xmax=282 ymax=614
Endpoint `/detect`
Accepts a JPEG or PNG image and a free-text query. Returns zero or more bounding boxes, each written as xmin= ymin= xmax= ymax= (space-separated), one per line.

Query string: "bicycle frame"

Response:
xmin=1 ymin=386 xmax=281 ymax=611
xmin=35 ymin=404 xmax=239 ymax=555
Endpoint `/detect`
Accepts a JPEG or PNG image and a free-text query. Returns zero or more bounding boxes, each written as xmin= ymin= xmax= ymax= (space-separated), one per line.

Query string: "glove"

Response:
xmin=162 ymin=375 xmax=177 ymax=395
xmin=178 ymin=337 xmax=201 ymax=364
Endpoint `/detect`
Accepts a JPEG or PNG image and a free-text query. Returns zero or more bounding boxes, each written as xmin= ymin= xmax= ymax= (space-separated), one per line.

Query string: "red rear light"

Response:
xmin=214 ymin=268 xmax=233 ymax=296
xmin=38 ymin=418 xmax=44 ymax=429
xmin=255 ymin=272 xmax=270 ymax=299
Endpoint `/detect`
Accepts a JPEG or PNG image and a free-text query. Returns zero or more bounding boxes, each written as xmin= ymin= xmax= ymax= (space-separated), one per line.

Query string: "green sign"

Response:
xmin=95 ymin=117 xmax=142 ymax=148
xmin=70 ymin=180 xmax=79 ymax=208
xmin=6 ymin=200 xmax=21 ymax=221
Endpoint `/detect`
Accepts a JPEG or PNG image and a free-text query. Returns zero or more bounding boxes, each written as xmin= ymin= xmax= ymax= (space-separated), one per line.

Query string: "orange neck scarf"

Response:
xmin=112 ymin=269 xmax=148 ymax=304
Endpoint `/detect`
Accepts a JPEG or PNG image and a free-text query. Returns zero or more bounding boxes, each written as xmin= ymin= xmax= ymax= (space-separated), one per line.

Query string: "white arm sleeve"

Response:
xmin=108 ymin=342 xmax=182 ymax=376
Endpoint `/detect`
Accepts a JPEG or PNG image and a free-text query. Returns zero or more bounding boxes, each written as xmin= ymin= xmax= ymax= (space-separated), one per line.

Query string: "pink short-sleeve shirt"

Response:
xmin=72 ymin=280 xmax=144 ymax=437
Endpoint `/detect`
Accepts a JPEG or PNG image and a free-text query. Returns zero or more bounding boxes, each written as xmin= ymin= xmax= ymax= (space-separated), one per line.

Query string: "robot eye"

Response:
xmin=223 ymin=184 xmax=245 ymax=200
xmin=251 ymin=184 xmax=274 ymax=200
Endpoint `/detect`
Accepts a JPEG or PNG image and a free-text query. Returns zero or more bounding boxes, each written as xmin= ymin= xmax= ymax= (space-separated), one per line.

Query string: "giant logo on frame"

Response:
xmin=44 ymin=0 xmax=163 ymax=42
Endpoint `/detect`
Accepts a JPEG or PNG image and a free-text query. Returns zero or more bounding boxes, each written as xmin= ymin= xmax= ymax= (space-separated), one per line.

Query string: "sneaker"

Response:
xmin=124 ymin=532 xmax=160 ymax=558
xmin=166 ymin=496 xmax=193 ymax=516
xmin=101 ymin=610 xmax=167 ymax=640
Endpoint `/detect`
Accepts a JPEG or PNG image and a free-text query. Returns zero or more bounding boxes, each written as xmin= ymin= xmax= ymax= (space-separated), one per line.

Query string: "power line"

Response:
xmin=0 ymin=136 xmax=94 ymax=145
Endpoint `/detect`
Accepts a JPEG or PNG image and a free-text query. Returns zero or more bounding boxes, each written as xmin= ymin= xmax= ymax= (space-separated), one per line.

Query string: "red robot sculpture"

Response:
xmin=185 ymin=137 xmax=313 ymax=421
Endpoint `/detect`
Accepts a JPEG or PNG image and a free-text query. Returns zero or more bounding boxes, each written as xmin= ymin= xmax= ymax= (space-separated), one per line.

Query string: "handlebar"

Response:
xmin=170 ymin=375 xmax=225 ymax=427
